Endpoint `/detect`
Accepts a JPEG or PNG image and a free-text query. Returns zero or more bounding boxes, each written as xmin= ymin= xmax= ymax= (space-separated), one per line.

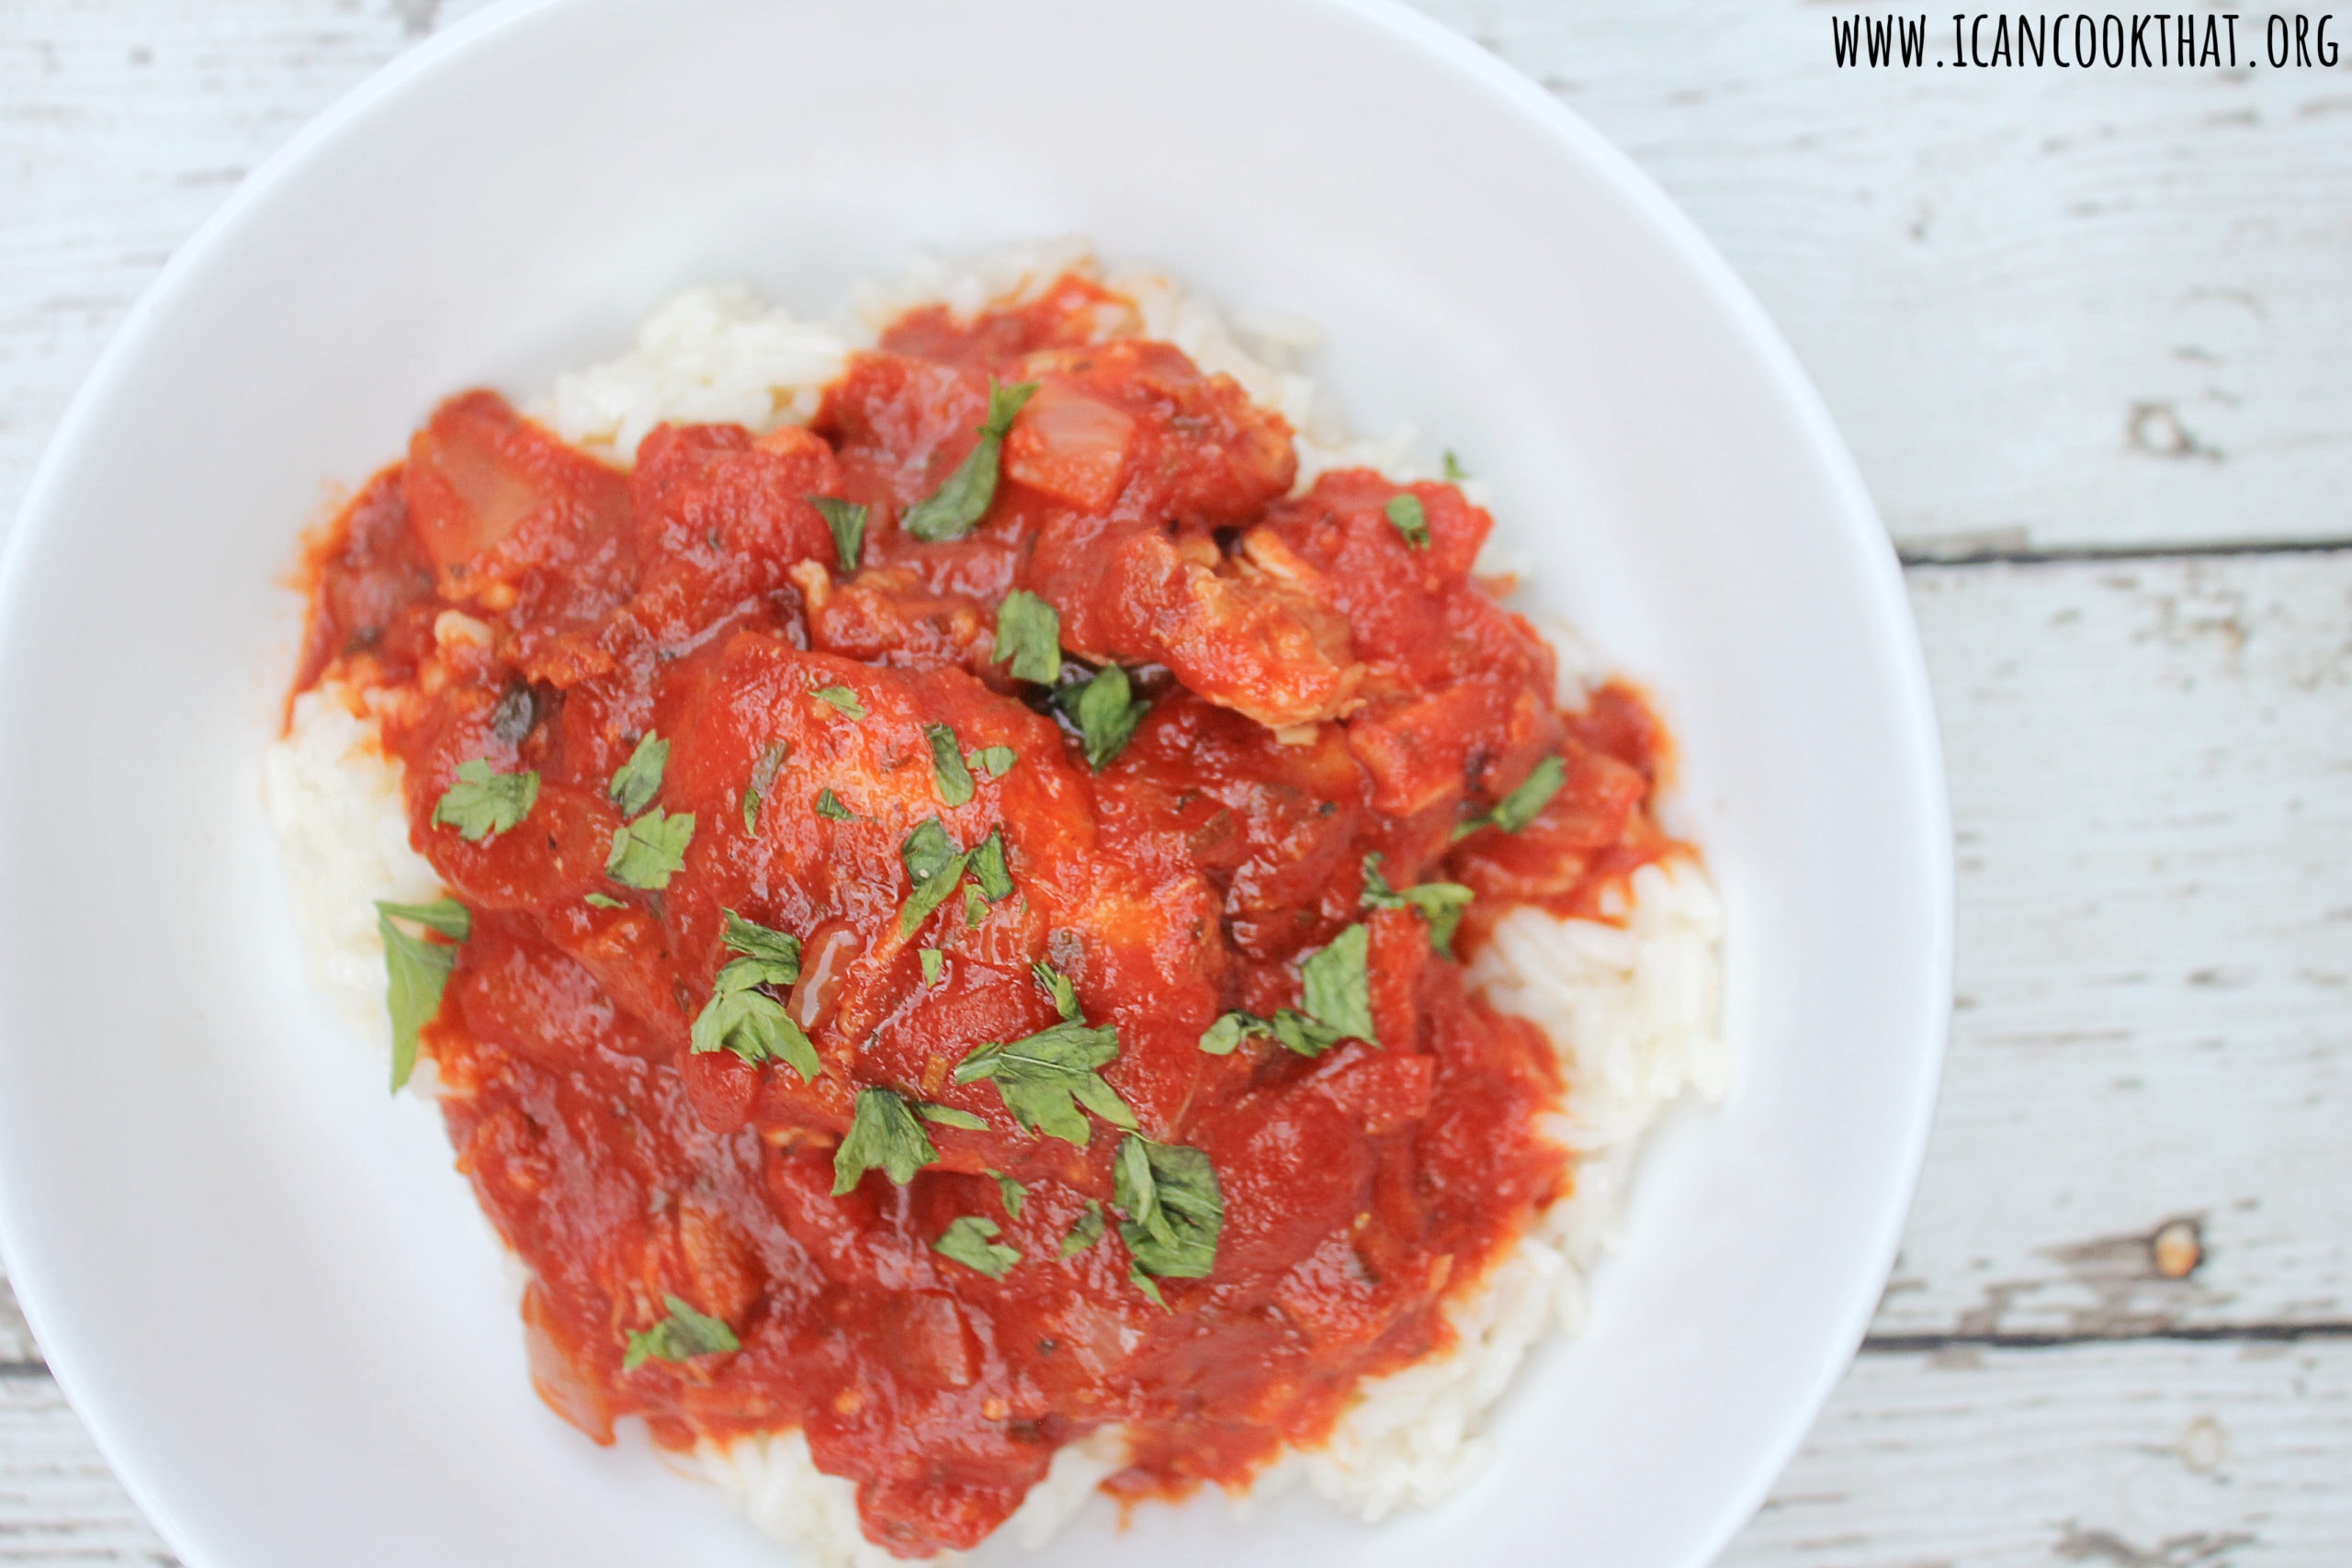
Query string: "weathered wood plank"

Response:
xmin=1879 ymin=552 xmax=2352 ymax=1340
xmin=1408 ymin=0 xmax=2352 ymax=555
xmin=0 ymin=1282 xmax=30 ymax=1370
xmin=1724 ymin=1337 xmax=2352 ymax=1566
xmin=0 ymin=1373 xmax=174 ymax=1565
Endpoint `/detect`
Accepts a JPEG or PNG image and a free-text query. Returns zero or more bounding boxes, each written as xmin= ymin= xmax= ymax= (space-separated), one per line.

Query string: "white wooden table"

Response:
xmin=4 ymin=3 xmax=2347 ymax=1561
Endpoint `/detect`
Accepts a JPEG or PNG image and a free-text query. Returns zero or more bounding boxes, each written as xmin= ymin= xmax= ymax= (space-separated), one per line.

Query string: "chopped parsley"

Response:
xmin=963 ymin=883 xmax=989 ymax=928
xmin=809 ymin=495 xmax=868 ymax=573
xmin=623 ymin=1294 xmax=739 ymax=1371
xmin=990 ymin=590 xmax=1062 ymax=684
xmin=969 ymin=828 xmax=1012 ymax=903
xmin=832 ymin=1088 xmax=938 ymax=1194
xmin=954 ymin=1021 xmax=1136 ymax=1146
xmin=902 ymin=378 xmax=1038 ymax=541
xmin=742 ymin=739 xmax=788 ymax=835
xmin=606 ymin=807 xmax=695 ymax=890
xmin=1457 ymin=753 xmax=1566 ymax=840
xmin=1442 ymin=450 xmax=1469 ymax=482
xmin=812 ymin=684 xmax=867 ymax=720
xmin=1060 ymin=1200 xmax=1105 ymax=1258
xmin=1053 ymin=663 xmax=1149 ymax=770
xmin=431 ymin=759 xmax=538 ymax=843
xmin=993 ymin=1171 xmax=1026 ymax=1217
xmin=691 ymin=962 xmax=820 ymax=1082
xmin=969 ymin=744 xmax=1016 ymax=779
xmin=1114 ymin=1134 xmax=1224 ymax=1285
xmin=721 ymin=909 xmax=801 ymax=982
xmin=920 ymin=946 xmax=944 ymax=985
xmin=913 ymin=1100 xmax=988 ymax=1131
xmin=899 ymin=817 xmax=972 ymax=937
xmin=926 ymin=723 xmax=976 ymax=808
xmin=1384 ymin=492 xmax=1430 ymax=549
xmin=815 ymin=787 xmax=858 ymax=821
xmin=606 ymin=732 xmax=668 ymax=818
xmin=934 ymin=1215 xmax=1021 ymax=1280
xmin=376 ymin=897 xmax=469 ymax=1093
xmin=1361 ymin=852 xmax=1476 ymax=955
xmin=1196 ymin=1010 xmax=1264 ymax=1055
xmin=1031 ymin=959 xmax=1080 ymax=1022
xmin=584 ymin=892 xmax=626 ymax=910
xmin=1301 ymin=923 xmax=1375 ymax=1046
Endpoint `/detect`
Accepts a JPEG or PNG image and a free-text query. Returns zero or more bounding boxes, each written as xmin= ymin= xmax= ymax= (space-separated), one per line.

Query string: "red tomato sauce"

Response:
xmin=291 ymin=274 xmax=1679 ymax=1557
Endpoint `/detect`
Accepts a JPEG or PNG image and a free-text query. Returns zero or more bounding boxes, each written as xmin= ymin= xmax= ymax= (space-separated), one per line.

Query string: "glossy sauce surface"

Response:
xmin=295 ymin=276 xmax=1675 ymax=1556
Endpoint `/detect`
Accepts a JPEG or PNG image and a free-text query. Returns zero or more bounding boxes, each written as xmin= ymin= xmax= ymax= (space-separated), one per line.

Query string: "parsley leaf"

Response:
xmin=914 ymin=1100 xmax=988 ymax=1130
xmin=812 ymin=684 xmax=867 ymax=720
xmin=1457 ymin=754 xmax=1567 ymax=840
xmin=970 ymin=828 xmax=1012 ymax=902
xmin=722 ymin=909 xmax=801 ymax=983
xmin=1061 ymin=1200 xmax=1105 ymax=1258
xmin=376 ymin=897 xmax=469 ymax=1092
xmin=815 ymin=787 xmax=858 ymax=821
xmin=969 ymin=745 xmax=1016 ymax=779
xmin=899 ymin=817 xmax=971 ymax=937
xmin=832 ymin=1088 xmax=938 ymax=1194
xmin=992 ymin=1171 xmax=1026 ymax=1217
xmin=920 ymin=947 xmax=944 ymax=985
xmin=954 ymin=1021 xmax=1136 ymax=1146
xmin=607 ymin=732 xmax=668 ymax=818
xmin=1270 ymin=1008 xmax=1344 ymax=1058
xmin=623 ymin=1294 xmax=739 ymax=1371
xmin=1129 ymin=1267 xmax=1170 ymax=1309
xmin=690 ymin=981 xmax=820 ymax=1082
xmin=963 ymin=883 xmax=989 ymax=927
xmin=935 ymin=1215 xmax=1022 ymax=1280
xmin=743 ymin=739 xmax=788 ymax=835
xmin=926 ymin=723 xmax=976 ymax=807
xmin=902 ymin=379 xmax=1038 ymax=541
xmin=432 ymin=759 xmax=539 ymax=843
xmin=1053 ymin=663 xmax=1149 ymax=770
xmin=1442 ymin=450 xmax=1468 ymax=482
xmin=1361 ymin=852 xmax=1476 ymax=955
xmin=1197 ymin=1010 xmax=1269 ymax=1055
xmin=607 ymin=807 xmax=695 ymax=890
xmin=809 ymin=495 xmax=868 ymax=574
xmin=1032 ymin=959 xmax=1080 ymax=1022
xmin=991 ymin=590 xmax=1062 ymax=684
xmin=1114 ymin=1134 xmax=1224 ymax=1283
xmin=1384 ymin=493 xmax=1430 ymax=549
xmin=1300 ymin=923 xmax=1375 ymax=1046
xmin=584 ymin=892 xmax=626 ymax=910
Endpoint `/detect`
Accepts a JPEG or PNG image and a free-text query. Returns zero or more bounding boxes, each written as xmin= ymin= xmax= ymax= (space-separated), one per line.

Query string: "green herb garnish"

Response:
xmin=926 ymin=723 xmax=976 ymax=808
xmin=902 ymin=379 xmax=1038 ymax=541
xmin=585 ymin=892 xmax=626 ymax=910
xmin=1361 ymin=852 xmax=1476 ymax=955
xmin=935 ymin=1215 xmax=1022 ymax=1280
xmin=969 ymin=828 xmax=1012 ymax=903
xmin=432 ymin=759 xmax=539 ymax=843
xmin=1053 ymin=663 xmax=1149 ymax=770
xmin=1114 ymin=1134 xmax=1224 ymax=1285
xmin=812 ymin=684 xmax=867 ymax=720
xmin=1061 ymin=1200 xmax=1105 ymax=1258
xmin=809 ymin=495 xmax=868 ymax=573
xmin=376 ymin=897 xmax=469 ymax=1092
xmin=1031 ymin=959 xmax=1080 ymax=1022
xmin=1196 ymin=1010 xmax=1265 ymax=1055
xmin=920 ymin=947 xmax=944 ymax=985
xmin=1301 ymin=923 xmax=1374 ymax=1047
xmin=1442 ymin=450 xmax=1468 ymax=481
xmin=623 ymin=1294 xmax=740 ymax=1371
xmin=954 ymin=1021 xmax=1136 ymax=1146
xmin=970 ymin=745 xmax=1016 ymax=779
xmin=721 ymin=909 xmax=801 ymax=982
xmin=606 ymin=732 xmax=668 ymax=818
xmin=742 ymin=739 xmax=788 ymax=835
xmin=832 ymin=1087 xmax=938 ymax=1194
xmin=1456 ymin=753 xmax=1567 ymax=840
xmin=898 ymin=817 xmax=972 ymax=936
xmin=993 ymin=1171 xmax=1026 ymax=1217
xmin=914 ymin=1100 xmax=989 ymax=1131
xmin=816 ymin=787 xmax=858 ymax=821
xmin=1384 ymin=493 xmax=1430 ymax=549
xmin=991 ymin=589 xmax=1062 ymax=683
xmin=606 ymin=807 xmax=695 ymax=890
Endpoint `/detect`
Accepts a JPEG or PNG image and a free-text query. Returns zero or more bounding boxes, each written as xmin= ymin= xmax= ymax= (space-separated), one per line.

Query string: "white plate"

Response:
xmin=0 ymin=2 xmax=1951 ymax=1563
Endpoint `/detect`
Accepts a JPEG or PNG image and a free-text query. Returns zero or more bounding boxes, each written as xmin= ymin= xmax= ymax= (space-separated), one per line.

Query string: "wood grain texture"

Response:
xmin=1722 ymin=1338 xmax=2352 ymax=1566
xmin=1881 ymin=552 xmax=2352 ymax=1341
xmin=0 ymin=1375 xmax=173 ymax=1566
xmin=1409 ymin=0 xmax=2352 ymax=556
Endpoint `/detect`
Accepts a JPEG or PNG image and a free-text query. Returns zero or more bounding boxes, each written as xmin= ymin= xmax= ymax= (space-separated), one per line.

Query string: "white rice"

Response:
xmin=267 ymin=243 xmax=1725 ymax=1566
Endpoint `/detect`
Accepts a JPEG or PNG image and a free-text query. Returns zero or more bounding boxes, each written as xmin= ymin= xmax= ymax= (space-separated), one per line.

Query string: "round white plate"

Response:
xmin=0 ymin=2 xmax=1950 ymax=1564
